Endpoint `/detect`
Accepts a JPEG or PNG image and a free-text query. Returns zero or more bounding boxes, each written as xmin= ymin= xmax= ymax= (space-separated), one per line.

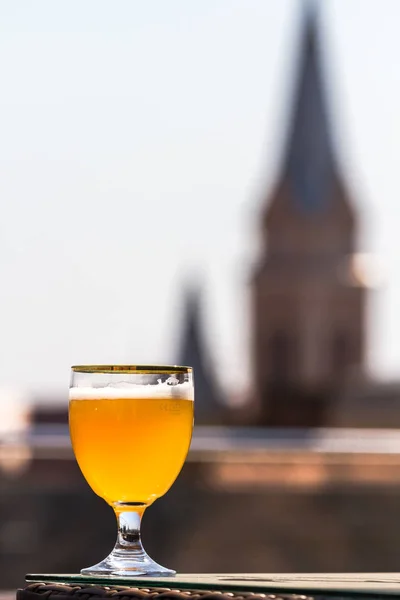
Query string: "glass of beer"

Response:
xmin=69 ymin=365 xmax=194 ymax=577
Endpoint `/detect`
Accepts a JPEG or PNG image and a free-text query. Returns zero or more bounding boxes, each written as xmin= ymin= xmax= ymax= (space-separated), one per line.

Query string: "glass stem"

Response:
xmin=113 ymin=503 xmax=146 ymax=555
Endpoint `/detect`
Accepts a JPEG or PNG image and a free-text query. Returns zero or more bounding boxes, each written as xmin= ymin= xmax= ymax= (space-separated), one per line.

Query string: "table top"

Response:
xmin=25 ymin=573 xmax=400 ymax=597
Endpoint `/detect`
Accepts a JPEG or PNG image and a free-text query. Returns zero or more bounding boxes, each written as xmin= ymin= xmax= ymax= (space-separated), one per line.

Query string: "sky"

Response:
xmin=0 ymin=0 xmax=399 ymax=399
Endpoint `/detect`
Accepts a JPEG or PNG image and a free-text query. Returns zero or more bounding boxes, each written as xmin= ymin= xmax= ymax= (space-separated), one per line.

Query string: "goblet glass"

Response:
xmin=69 ymin=365 xmax=194 ymax=577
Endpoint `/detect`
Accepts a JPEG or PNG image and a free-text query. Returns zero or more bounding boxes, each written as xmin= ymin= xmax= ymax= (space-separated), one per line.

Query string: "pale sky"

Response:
xmin=0 ymin=0 xmax=398 ymax=399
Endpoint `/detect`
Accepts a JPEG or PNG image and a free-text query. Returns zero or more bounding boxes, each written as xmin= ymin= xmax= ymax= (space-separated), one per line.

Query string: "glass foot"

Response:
xmin=81 ymin=548 xmax=175 ymax=577
xmin=81 ymin=506 xmax=175 ymax=577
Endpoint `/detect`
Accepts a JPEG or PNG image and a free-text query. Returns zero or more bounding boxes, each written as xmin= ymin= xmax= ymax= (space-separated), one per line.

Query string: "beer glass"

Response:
xmin=69 ymin=365 xmax=194 ymax=577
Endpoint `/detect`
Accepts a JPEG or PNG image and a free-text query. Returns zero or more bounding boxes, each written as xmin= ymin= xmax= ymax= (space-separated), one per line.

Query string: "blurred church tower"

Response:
xmin=178 ymin=284 xmax=225 ymax=425
xmin=251 ymin=7 xmax=367 ymax=427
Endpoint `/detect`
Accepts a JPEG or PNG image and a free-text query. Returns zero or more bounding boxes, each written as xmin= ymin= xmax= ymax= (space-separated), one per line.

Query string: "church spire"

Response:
xmin=177 ymin=283 xmax=224 ymax=425
xmin=282 ymin=4 xmax=335 ymax=214
xmin=251 ymin=3 xmax=365 ymax=428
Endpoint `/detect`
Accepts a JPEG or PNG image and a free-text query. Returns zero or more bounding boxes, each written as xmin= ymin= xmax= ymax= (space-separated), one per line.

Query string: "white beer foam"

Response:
xmin=69 ymin=381 xmax=194 ymax=401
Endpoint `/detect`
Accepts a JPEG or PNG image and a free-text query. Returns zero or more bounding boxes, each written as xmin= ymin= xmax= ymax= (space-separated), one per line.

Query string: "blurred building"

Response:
xmin=251 ymin=8 xmax=368 ymax=427
xmin=168 ymin=5 xmax=396 ymax=429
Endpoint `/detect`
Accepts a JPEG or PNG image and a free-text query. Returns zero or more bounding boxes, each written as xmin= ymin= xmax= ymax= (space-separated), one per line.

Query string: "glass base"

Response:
xmin=81 ymin=548 xmax=175 ymax=577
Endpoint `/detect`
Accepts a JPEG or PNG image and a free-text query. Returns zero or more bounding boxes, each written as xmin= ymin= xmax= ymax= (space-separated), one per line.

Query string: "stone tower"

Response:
xmin=178 ymin=284 xmax=224 ymax=425
xmin=251 ymin=8 xmax=366 ymax=427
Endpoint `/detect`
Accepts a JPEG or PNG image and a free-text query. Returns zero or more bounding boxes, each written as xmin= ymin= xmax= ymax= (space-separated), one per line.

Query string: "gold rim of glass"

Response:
xmin=71 ymin=364 xmax=192 ymax=375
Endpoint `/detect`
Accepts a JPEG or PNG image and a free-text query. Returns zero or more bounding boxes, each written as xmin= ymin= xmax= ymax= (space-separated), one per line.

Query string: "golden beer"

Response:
xmin=69 ymin=365 xmax=194 ymax=576
xmin=69 ymin=395 xmax=194 ymax=506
